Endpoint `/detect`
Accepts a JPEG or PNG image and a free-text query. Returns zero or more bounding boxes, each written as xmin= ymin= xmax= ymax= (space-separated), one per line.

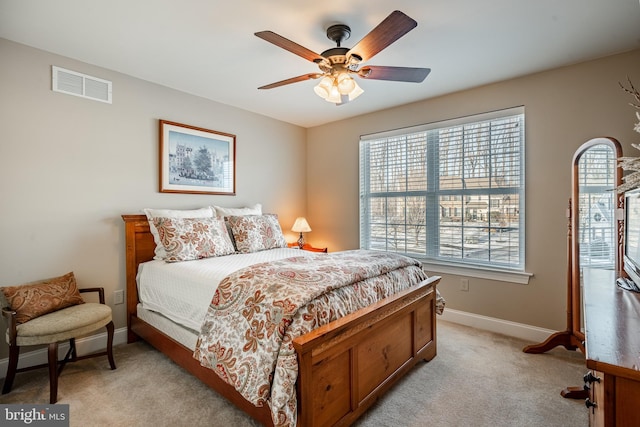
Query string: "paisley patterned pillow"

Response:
xmin=1 ymin=272 xmax=85 ymax=324
xmin=152 ymin=217 xmax=235 ymax=262
xmin=227 ymin=214 xmax=288 ymax=253
xmin=144 ymin=207 xmax=215 ymax=260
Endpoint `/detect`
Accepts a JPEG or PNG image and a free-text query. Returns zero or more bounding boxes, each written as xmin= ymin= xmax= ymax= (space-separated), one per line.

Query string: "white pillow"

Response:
xmin=212 ymin=203 xmax=262 ymax=218
xmin=143 ymin=207 xmax=215 ymax=260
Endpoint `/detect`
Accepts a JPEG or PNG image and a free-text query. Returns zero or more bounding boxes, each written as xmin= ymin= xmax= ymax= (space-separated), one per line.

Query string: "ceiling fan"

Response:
xmin=255 ymin=10 xmax=431 ymax=105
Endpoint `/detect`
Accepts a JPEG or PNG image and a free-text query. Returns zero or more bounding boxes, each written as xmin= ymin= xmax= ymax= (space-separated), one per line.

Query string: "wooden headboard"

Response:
xmin=122 ymin=214 xmax=155 ymax=342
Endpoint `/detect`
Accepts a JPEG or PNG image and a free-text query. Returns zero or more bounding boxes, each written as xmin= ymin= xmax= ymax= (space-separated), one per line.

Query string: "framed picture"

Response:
xmin=159 ymin=120 xmax=236 ymax=195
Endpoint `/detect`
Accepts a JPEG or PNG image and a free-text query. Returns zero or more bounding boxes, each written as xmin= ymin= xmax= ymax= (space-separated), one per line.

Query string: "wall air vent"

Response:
xmin=52 ymin=66 xmax=112 ymax=104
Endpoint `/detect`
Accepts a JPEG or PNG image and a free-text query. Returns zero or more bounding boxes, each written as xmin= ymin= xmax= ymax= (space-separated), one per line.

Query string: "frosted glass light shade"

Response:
xmin=313 ymin=76 xmax=333 ymax=100
xmin=348 ymin=82 xmax=364 ymax=101
xmin=337 ymin=73 xmax=356 ymax=94
xmin=327 ymin=84 xmax=341 ymax=103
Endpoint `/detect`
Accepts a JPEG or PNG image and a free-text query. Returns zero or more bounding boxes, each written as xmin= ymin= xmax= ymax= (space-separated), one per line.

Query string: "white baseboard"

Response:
xmin=0 ymin=327 xmax=128 ymax=378
xmin=440 ymin=308 xmax=558 ymax=344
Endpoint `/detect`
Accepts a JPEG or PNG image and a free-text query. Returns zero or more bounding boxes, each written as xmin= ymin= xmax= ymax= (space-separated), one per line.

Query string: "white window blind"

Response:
xmin=360 ymin=107 xmax=525 ymax=271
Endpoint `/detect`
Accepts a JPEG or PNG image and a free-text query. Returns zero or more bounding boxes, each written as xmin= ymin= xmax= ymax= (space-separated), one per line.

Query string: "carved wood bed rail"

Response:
xmin=122 ymin=214 xmax=440 ymax=426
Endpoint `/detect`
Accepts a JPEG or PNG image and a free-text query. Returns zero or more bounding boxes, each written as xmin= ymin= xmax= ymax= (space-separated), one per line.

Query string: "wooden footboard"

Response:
xmin=294 ymin=276 xmax=437 ymax=427
xmin=122 ymin=214 xmax=439 ymax=426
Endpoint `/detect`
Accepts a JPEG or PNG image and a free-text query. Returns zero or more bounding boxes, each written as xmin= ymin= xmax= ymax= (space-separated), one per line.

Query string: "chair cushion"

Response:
xmin=9 ymin=303 xmax=112 ymax=346
xmin=1 ymin=272 xmax=85 ymax=324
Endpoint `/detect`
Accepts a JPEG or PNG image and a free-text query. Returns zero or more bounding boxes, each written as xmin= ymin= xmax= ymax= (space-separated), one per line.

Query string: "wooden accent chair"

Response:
xmin=1 ymin=278 xmax=116 ymax=403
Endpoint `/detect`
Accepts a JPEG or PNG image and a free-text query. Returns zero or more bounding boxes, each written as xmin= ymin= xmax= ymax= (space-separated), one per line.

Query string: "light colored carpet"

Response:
xmin=0 ymin=320 xmax=588 ymax=426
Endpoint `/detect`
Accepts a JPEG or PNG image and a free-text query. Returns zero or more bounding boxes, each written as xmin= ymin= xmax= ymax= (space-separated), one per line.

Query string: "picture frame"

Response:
xmin=159 ymin=120 xmax=236 ymax=195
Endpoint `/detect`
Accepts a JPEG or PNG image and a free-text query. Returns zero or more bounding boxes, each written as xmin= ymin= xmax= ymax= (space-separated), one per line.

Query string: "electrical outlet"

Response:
xmin=114 ymin=290 xmax=124 ymax=305
xmin=460 ymin=278 xmax=470 ymax=292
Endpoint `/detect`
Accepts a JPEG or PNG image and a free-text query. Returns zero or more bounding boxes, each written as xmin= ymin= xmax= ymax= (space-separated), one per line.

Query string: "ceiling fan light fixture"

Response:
xmin=316 ymin=73 xmax=363 ymax=104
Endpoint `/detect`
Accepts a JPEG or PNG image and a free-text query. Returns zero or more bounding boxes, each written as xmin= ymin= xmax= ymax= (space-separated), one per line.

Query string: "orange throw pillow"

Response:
xmin=2 ymin=272 xmax=85 ymax=324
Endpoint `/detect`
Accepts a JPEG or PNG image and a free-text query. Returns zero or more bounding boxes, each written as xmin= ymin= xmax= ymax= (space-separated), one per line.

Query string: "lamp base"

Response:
xmin=297 ymin=233 xmax=305 ymax=249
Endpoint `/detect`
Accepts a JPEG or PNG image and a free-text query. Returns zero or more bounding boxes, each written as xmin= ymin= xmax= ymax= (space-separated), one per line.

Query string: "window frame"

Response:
xmin=359 ymin=107 xmax=527 ymax=279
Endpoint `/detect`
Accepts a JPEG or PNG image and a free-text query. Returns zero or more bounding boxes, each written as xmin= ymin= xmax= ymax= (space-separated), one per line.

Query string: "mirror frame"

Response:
xmin=570 ymin=137 xmax=623 ymax=338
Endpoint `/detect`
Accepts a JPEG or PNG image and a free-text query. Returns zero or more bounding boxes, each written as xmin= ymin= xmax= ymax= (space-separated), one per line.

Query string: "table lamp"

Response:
xmin=291 ymin=217 xmax=311 ymax=249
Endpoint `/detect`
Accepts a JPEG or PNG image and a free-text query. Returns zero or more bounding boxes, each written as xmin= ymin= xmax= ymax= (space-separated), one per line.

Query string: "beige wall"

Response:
xmin=306 ymin=48 xmax=640 ymax=331
xmin=0 ymin=39 xmax=307 ymax=359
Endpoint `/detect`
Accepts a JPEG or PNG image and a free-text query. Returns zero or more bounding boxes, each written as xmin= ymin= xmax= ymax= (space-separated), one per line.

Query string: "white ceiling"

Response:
xmin=1 ymin=0 xmax=640 ymax=128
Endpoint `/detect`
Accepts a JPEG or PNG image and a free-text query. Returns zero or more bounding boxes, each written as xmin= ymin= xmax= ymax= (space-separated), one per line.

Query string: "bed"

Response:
xmin=122 ymin=212 xmax=442 ymax=427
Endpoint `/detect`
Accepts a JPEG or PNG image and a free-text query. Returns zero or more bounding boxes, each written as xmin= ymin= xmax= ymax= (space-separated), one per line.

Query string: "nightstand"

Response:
xmin=288 ymin=243 xmax=328 ymax=253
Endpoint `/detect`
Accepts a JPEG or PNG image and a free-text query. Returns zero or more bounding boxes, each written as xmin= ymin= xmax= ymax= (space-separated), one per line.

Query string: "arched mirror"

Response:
xmin=524 ymin=137 xmax=623 ymax=358
xmin=570 ymin=137 xmax=623 ymax=343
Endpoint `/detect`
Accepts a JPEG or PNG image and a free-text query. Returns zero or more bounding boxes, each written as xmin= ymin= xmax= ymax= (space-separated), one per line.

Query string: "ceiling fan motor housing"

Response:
xmin=320 ymin=24 xmax=362 ymax=70
xmin=320 ymin=47 xmax=348 ymax=63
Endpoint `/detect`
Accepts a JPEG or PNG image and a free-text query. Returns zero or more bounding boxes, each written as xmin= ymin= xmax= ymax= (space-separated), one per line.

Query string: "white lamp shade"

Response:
xmin=291 ymin=217 xmax=312 ymax=233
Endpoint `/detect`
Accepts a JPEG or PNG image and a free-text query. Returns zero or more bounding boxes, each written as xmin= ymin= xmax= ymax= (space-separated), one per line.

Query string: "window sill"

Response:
xmin=419 ymin=260 xmax=532 ymax=284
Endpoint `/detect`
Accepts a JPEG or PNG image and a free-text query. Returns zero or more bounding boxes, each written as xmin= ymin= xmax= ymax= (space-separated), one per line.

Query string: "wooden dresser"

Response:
xmin=583 ymin=268 xmax=640 ymax=426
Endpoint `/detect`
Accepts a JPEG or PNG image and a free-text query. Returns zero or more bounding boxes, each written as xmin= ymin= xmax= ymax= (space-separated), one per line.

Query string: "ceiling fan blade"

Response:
xmin=359 ymin=66 xmax=431 ymax=82
xmin=347 ymin=11 xmax=418 ymax=62
xmin=258 ymin=73 xmax=322 ymax=90
xmin=255 ymin=31 xmax=325 ymax=63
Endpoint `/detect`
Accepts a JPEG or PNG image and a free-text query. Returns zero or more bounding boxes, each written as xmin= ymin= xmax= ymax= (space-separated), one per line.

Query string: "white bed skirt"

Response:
xmin=137 ymin=303 xmax=199 ymax=350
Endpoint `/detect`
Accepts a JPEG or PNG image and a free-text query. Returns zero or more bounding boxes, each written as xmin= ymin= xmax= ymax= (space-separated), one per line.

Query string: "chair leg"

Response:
xmin=69 ymin=338 xmax=77 ymax=362
xmin=48 ymin=342 xmax=58 ymax=404
xmin=2 ymin=344 xmax=20 ymax=394
xmin=106 ymin=321 xmax=116 ymax=370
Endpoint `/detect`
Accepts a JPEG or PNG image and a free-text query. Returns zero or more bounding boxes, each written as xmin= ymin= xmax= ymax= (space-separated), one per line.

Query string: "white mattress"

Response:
xmin=136 ymin=248 xmax=311 ymax=332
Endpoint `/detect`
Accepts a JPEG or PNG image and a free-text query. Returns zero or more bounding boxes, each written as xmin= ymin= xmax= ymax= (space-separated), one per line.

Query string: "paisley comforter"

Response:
xmin=194 ymin=249 xmax=443 ymax=427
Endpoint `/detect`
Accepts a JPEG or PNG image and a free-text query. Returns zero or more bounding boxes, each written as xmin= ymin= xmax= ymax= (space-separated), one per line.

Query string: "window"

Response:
xmin=359 ymin=107 xmax=525 ymax=271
